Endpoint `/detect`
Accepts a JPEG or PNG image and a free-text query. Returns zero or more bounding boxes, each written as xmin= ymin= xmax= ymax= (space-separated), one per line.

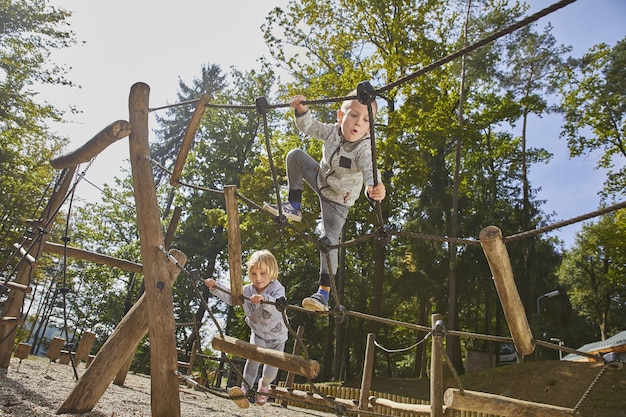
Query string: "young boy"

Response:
xmin=264 ymin=92 xmax=386 ymax=312
xmin=205 ymin=249 xmax=287 ymax=408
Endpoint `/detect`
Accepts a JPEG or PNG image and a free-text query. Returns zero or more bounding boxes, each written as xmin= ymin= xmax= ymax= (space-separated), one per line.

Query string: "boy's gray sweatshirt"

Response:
xmin=210 ymin=279 xmax=288 ymax=344
xmin=295 ymin=110 xmax=380 ymax=207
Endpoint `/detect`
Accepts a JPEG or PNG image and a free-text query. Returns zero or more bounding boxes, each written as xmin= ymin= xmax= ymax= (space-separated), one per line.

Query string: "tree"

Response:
xmin=559 ymin=37 xmax=626 ymax=200
xmin=557 ymin=210 xmax=626 ymax=340
xmin=0 ymin=0 xmax=76 ymax=269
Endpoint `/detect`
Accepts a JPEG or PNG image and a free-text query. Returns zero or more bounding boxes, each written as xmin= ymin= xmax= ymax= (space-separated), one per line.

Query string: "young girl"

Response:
xmin=205 ymin=249 xmax=287 ymax=408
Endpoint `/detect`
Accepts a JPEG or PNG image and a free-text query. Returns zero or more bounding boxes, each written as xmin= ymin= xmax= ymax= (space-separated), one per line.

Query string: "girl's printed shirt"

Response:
xmin=210 ymin=279 xmax=288 ymax=344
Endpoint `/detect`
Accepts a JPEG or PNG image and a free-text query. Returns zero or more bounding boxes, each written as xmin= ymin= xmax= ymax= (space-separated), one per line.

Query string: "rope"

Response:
xmin=374 ymin=331 xmax=432 ymax=354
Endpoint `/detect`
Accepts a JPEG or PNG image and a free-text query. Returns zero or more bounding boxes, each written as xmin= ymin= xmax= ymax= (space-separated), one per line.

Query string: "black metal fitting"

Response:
xmin=356 ymin=81 xmax=376 ymax=106
xmin=603 ymin=352 xmax=623 ymax=370
xmin=333 ymin=304 xmax=347 ymax=324
xmin=375 ymin=224 xmax=392 ymax=244
xmin=275 ymin=296 xmax=288 ymax=312
xmin=318 ymin=236 xmax=332 ymax=254
xmin=255 ymin=96 xmax=270 ymax=115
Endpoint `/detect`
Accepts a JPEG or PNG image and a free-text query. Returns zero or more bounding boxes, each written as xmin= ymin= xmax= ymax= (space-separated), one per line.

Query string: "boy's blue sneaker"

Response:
xmin=263 ymin=202 xmax=302 ymax=222
xmin=302 ymin=292 xmax=329 ymax=312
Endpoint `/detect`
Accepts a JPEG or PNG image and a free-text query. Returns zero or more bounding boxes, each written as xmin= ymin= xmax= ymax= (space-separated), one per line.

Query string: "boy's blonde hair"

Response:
xmin=245 ymin=249 xmax=279 ymax=280
xmin=342 ymin=89 xmax=378 ymax=117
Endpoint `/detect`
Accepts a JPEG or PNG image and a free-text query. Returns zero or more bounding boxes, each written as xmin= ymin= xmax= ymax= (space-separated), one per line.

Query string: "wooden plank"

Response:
xmin=50 ymin=120 xmax=132 ymax=169
xmin=170 ymin=93 xmax=210 ymax=186
xmin=479 ymin=226 xmax=535 ymax=356
xmin=5 ymin=281 xmax=32 ymax=294
xmin=14 ymin=343 xmax=31 ymax=360
xmin=444 ymin=389 xmax=574 ymax=417
xmin=224 ymin=185 xmax=243 ymax=305
xmin=211 ymin=335 xmax=319 ymax=379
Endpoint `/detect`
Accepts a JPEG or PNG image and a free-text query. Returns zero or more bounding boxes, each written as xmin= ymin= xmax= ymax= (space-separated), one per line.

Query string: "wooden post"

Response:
xmin=0 ymin=166 xmax=76 ymax=370
xmin=444 ymin=388 xmax=575 ymax=417
xmin=47 ymin=337 xmax=66 ymax=362
xmin=359 ymin=333 xmax=376 ymax=414
xmin=430 ymin=314 xmax=443 ymax=417
xmin=127 ymin=82 xmax=180 ymax=417
xmin=57 ymin=248 xmax=187 ymax=414
xmin=170 ymin=93 xmax=210 ymax=186
xmin=14 ymin=343 xmax=31 ymax=360
xmin=479 ymin=226 xmax=535 ymax=356
xmin=224 ymin=185 xmax=243 ymax=305
xmin=281 ymin=326 xmax=305 ymax=408
xmin=50 ymin=120 xmax=132 ymax=169
xmin=75 ymin=331 xmax=96 ymax=363
xmin=211 ymin=335 xmax=319 ymax=379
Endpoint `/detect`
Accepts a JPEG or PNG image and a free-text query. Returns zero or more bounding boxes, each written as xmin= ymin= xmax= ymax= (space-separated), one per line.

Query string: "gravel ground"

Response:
xmin=0 ymin=355 xmax=333 ymax=416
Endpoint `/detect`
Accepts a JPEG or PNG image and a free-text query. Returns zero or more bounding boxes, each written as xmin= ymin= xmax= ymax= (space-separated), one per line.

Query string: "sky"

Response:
xmin=42 ymin=0 xmax=625 ymax=248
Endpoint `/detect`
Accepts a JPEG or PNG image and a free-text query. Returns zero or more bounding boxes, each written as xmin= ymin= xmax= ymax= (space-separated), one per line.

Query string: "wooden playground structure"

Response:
xmin=0 ymin=82 xmax=605 ymax=416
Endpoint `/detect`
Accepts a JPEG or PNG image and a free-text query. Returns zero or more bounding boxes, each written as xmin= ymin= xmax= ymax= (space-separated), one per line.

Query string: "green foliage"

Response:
xmin=0 ymin=0 xmax=75 ymax=270
xmin=558 ymin=36 xmax=626 ymax=200
xmin=557 ymin=210 xmax=626 ymax=340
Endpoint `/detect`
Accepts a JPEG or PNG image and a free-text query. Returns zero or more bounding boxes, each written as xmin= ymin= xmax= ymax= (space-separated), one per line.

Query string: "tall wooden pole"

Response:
xmin=128 ymin=82 xmax=180 ymax=416
xmin=430 ymin=314 xmax=443 ymax=417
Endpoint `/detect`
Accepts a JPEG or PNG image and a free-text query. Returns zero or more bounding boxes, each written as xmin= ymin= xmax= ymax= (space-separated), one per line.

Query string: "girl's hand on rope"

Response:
xmin=289 ymin=95 xmax=308 ymax=115
xmin=204 ymin=278 xmax=217 ymax=291
xmin=367 ymin=182 xmax=386 ymax=202
xmin=249 ymin=294 xmax=265 ymax=304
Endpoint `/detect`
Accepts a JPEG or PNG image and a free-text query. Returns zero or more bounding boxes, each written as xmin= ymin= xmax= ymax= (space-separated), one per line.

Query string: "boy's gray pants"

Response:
xmin=286 ymin=148 xmax=349 ymax=278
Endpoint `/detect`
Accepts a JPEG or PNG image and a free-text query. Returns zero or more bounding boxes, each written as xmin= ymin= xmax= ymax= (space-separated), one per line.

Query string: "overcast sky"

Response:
xmin=43 ymin=0 xmax=625 ymax=248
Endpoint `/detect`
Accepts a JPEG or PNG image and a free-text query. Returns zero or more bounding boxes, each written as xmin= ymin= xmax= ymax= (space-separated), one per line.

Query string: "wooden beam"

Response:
xmin=211 ymin=335 xmax=320 ymax=379
xmin=170 ymin=93 xmax=210 ymax=186
xmin=479 ymin=226 xmax=535 ymax=356
xmin=224 ymin=185 xmax=243 ymax=305
xmin=281 ymin=326 xmax=305 ymax=408
xmin=47 ymin=337 xmax=66 ymax=361
xmin=75 ymin=331 xmax=96 ymax=363
xmin=50 ymin=120 xmax=132 ymax=169
xmin=359 ymin=333 xmax=376 ymax=412
xmin=430 ymin=314 xmax=444 ymax=417
xmin=41 ymin=241 xmax=143 ymax=274
xmin=444 ymin=389 xmax=574 ymax=417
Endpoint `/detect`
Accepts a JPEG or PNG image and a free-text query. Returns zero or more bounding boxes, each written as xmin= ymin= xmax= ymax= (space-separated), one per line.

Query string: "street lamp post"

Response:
xmin=536 ymin=289 xmax=560 ymax=360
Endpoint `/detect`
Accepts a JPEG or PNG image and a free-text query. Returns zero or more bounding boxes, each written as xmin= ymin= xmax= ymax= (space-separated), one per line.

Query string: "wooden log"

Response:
xmin=224 ymin=185 xmax=243 ymax=305
xmin=281 ymin=326 xmax=305 ymax=408
xmin=211 ymin=335 xmax=319 ymax=379
xmin=12 ymin=243 xmax=36 ymax=266
xmin=359 ymin=333 xmax=376 ymax=413
xmin=479 ymin=226 xmax=535 ymax=356
xmin=164 ymin=206 xmax=182 ymax=249
xmin=75 ymin=331 xmax=96 ymax=362
xmin=5 ymin=281 xmax=32 ymax=294
xmin=59 ymin=351 xmax=71 ymax=365
xmin=128 ymin=81 xmax=179 ymax=417
xmin=50 ymin=120 xmax=132 ymax=169
xmin=0 ymin=167 xmax=76 ymax=370
xmin=14 ymin=343 xmax=31 ymax=360
xmin=443 ymin=389 xmax=574 ymax=417
xmin=368 ymin=397 xmax=431 ymax=415
xmin=430 ymin=314 xmax=443 ymax=417
xmin=57 ymin=248 xmax=187 ymax=414
xmin=40 ymin=240 xmax=142 ymax=274
xmin=271 ymin=386 xmax=358 ymax=410
xmin=170 ymin=93 xmax=210 ymax=186
xmin=47 ymin=337 xmax=66 ymax=361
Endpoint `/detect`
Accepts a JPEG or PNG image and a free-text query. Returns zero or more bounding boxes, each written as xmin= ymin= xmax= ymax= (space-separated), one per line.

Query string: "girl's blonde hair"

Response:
xmin=245 ymin=249 xmax=279 ymax=280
